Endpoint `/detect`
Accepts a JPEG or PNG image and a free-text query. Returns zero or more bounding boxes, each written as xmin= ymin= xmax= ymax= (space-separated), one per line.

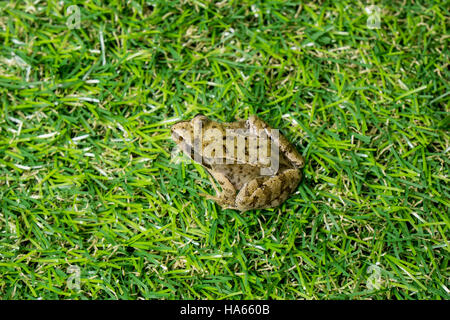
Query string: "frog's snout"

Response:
xmin=171 ymin=128 xmax=181 ymax=141
xmin=171 ymin=125 xmax=185 ymax=144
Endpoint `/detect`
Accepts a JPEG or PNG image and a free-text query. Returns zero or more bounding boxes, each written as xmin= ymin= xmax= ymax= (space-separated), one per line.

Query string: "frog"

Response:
xmin=171 ymin=114 xmax=304 ymax=211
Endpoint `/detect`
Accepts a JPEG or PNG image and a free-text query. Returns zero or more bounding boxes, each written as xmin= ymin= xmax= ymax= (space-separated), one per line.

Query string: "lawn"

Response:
xmin=0 ymin=0 xmax=448 ymax=299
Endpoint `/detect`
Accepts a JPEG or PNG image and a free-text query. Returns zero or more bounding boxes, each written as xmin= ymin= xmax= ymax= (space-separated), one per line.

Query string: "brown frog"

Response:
xmin=171 ymin=115 xmax=304 ymax=211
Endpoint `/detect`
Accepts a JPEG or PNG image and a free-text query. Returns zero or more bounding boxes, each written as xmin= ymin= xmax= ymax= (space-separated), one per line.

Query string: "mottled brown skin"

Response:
xmin=171 ymin=115 xmax=305 ymax=211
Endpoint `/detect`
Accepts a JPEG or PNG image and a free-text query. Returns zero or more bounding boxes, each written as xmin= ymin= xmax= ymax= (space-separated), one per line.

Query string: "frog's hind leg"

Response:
xmin=201 ymin=170 xmax=238 ymax=209
xmin=247 ymin=115 xmax=304 ymax=169
xmin=235 ymin=169 xmax=301 ymax=211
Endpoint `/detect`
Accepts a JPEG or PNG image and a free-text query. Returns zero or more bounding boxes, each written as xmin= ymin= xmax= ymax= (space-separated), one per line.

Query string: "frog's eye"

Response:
xmin=171 ymin=126 xmax=183 ymax=141
xmin=172 ymin=127 xmax=193 ymax=144
xmin=172 ymin=131 xmax=184 ymax=142
xmin=193 ymin=114 xmax=209 ymax=125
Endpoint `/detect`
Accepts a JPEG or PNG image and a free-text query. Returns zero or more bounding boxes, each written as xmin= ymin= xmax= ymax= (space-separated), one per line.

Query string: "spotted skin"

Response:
xmin=171 ymin=115 xmax=305 ymax=211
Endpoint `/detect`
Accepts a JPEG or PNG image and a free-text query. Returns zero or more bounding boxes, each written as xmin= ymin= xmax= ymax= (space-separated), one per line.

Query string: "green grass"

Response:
xmin=0 ymin=0 xmax=448 ymax=300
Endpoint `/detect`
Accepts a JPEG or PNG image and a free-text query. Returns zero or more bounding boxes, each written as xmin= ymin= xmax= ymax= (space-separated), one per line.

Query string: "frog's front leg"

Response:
xmin=235 ymin=169 xmax=301 ymax=211
xmin=203 ymin=170 xmax=239 ymax=209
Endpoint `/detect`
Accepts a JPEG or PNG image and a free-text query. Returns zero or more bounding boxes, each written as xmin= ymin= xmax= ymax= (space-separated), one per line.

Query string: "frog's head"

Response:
xmin=171 ymin=114 xmax=209 ymax=148
xmin=171 ymin=119 xmax=192 ymax=146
